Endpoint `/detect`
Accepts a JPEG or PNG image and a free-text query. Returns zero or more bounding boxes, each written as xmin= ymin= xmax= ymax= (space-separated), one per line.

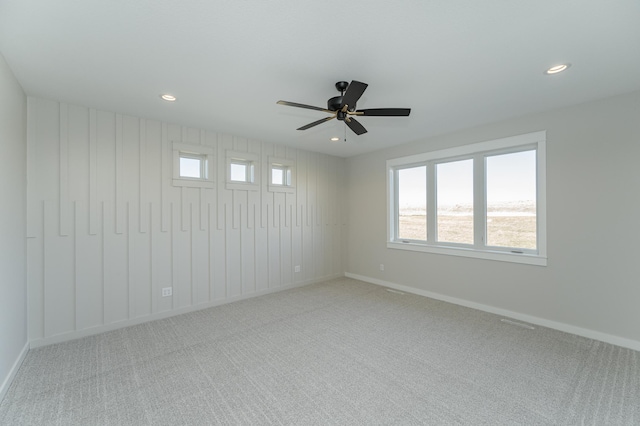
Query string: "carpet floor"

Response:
xmin=1 ymin=278 xmax=638 ymax=425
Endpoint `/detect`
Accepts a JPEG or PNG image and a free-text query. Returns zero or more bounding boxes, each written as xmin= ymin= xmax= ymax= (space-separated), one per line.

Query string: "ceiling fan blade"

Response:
xmin=277 ymin=100 xmax=333 ymax=113
xmin=356 ymin=108 xmax=411 ymax=117
xmin=297 ymin=116 xmax=335 ymax=131
xmin=340 ymin=80 xmax=368 ymax=110
xmin=345 ymin=117 xmax=367 ymax=135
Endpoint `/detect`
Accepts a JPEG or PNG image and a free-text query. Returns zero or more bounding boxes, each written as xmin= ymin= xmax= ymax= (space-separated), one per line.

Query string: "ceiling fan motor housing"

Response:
xmin=328 ymin=81 xmax=356 ymax=112
xmin=328 ymin=96 xmax=346 ymax=112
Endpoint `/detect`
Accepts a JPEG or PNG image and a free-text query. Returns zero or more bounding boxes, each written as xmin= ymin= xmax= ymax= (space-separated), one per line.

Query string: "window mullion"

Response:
xmin=393 ymin=169 xmax=399 ymax=241
xmin=473 ymin=154 xmax=486 ymax=248
xmin=426 ymin=162 xmax=436 ymax=242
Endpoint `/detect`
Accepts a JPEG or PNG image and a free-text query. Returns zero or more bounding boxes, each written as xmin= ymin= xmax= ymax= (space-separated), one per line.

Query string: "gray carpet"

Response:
xmin=1 ymin=278 xmax=638 ymax=425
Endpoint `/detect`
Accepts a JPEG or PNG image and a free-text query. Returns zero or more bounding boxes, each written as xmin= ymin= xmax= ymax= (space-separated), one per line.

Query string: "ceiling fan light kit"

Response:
xmin=277 ymin=80 xmax=411 ymax=136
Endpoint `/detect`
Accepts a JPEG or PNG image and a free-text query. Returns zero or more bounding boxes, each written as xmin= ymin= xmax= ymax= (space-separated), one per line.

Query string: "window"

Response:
xmin=226 ymin=150 xmax=260 ymax=191
xmin=271 ymin=166 xmax=288 ymax=185
xmin=397 ymin=166 xmax=426 ymax=241
xmin=486 ymin=150 xmax=537 ymax=249
xmin=230 ymin=160 xmax=253 ymax=182
xmin=387 ymin=131 xmax=546 ymax=266
xmin=179 ymin=154 xmax=205 ymax=179
xmin=172 ymin=142 xmax=215 ymax=188
xmin=268 ymin=157 xmax=295 ymax=193
xmin=436 ymin=159 xmax=474 ymax=245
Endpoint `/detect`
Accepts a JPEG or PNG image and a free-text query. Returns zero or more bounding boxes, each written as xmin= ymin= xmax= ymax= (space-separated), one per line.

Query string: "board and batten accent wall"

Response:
xmin=26 ymin=97 xmax=346 ymax=346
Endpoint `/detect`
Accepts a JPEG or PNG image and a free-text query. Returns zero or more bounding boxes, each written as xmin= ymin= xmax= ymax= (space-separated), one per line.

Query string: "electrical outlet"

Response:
xmin=162 ymin=287 xmax=172 ymax=297
xmin=294 ymin=265 xmax=301 ymax=273
xmin=379 ymin=264 xmax=385 ymax=271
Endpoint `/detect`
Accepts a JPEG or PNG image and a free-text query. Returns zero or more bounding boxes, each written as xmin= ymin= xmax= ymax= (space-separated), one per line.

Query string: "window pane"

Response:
xmin=230 ymin=162 xmax=247 ymax=181
xmin=486 ymin=150 xmax=536 ymax=249
xmin=180 ymin=157 xmax=201 ymax=178
xmin=397 ymin=166 xmax=426 ymax=240
xmin=437 ymin=159 xmax=473 ymax=244
xmin=272 ymin=168 xmax=284 ymax=185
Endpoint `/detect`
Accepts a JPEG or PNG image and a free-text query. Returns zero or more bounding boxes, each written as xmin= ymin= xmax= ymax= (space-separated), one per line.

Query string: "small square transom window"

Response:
xmin=179 ymin=154 xmax=206 ymax=179
xmin=267 ymin=157 xmax=295 ymax=193
xmin=230 ymin=160 xmax=254 ymax=183
xmin=225 ymin=150 xmax=260 ymax=191
xmin=271 ymin=165 xmax=291 ymax=186
xmin=172 ymin=142 xmax=215 ymax=188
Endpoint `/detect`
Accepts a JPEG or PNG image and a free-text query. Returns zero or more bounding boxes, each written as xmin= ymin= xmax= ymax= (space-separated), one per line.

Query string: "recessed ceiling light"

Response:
xmin=160 ymin=94 xmax=176 ymax=102
xmin=545 ymin=63 xmax=571 ymax=75
xmin=330 ymin=137 xmax=340 ymax=141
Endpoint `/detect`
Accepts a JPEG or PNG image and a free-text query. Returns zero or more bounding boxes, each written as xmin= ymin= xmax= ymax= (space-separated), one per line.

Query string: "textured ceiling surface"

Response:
xmin=1 ymin=0 xmax=639 ymax=157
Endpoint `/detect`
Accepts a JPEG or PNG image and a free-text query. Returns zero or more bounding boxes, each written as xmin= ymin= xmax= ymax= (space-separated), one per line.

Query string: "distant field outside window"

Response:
xmin=486 ymin=150 xmax=536 ymax=249
xmin=398 ymin=166 xmax=426 ymax=240
xmin=436 ymin=159 xmax=473 ymax=244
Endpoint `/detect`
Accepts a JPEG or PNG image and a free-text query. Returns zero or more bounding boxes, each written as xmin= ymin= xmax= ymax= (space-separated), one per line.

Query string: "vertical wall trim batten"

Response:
xmin=273 ymin=205 xmax=283 ymax=287
xmin=89 ymin=108 xmax=98 ymax=235
xmin=300 ymin=204 xmax=304 ymax=284
xmin=207 ymin=203 xmax=212 ymax=302
xmin=239 ymin=203 xmax=244 ymax=294
xmin=139 ymin=118 xmax=148 ymax=233
xmin=26 ymin=99 xmax=37 ymax=238
xmin=127 ymin=202 xmax=133 ymax=319
xmin=216 ymin=133 xmax=223 ymax=231
xmin=200 ymin=129 xmax=207 ymax=231
xmin=73 ymin=201 xmax=78 ymax=330
xmin=150 ymin=203 xmax=154 ymax=313
xmin=190 ymin=203 xmax=194 ymax=306
xmin=200 ymin=187 xmax=206 ymax=231
xmin=101 ymin=202 xmax=106 ymax=325
xmin=43 ymin=201 xmax=48 ymax=337
xmin=266 ymin=205 xmax=271 ymax=288
xmin=181 ymin=188 xmax=188 ymax=232
xmin=224 ymin=206 xmax=228 ymax=298
xmin=253 ymin=203 xmax=257 ymax=289
xmin=161 ymin=122 xmax=169 ymax=232
xmin=170 ymin=202 xmax=177 ymax=310
xmin=260 ymin=142 xmax=267 ymax=229
xmin=232 ymin=191 xmax=238 ymax=230
xmin=290 ymin=203 xmax=294 ymax=282
xmin=115 ymin=114 xmax=124 ymax=234
xmin=59 ymin=103 xmax=69 ymax=236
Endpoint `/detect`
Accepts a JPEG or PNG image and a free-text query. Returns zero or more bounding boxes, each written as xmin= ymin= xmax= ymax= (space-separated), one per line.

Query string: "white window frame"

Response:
xmin=226 ymin=150 xmax=260 ymax=191
xmin=268 ymin=157 xmax=295 ymax=193
xmin=172 ymin=142 xmax=215 ymax=188
xmin=387 ymin=131 xmax=547 ymax=266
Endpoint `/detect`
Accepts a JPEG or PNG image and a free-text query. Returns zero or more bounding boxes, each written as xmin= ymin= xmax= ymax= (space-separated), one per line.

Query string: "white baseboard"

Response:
xmin=30 ymin=274 xmax=342 ymax=349
xmin=345 ymin=272 xmax=640 ymax=352
xmin=0 ymin=341 xmax=29 ymax=404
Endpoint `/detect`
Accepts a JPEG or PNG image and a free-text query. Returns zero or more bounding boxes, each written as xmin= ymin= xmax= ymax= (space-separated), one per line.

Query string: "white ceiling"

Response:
xmin=1 ymin=1 xmax=639 ymax=157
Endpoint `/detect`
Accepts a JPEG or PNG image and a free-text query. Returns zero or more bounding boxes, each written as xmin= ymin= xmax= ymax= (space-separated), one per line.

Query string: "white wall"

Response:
xmin=346 ymin=90 xmax=640 ymax=346
xmin=0 ymin=53 xmax=28 ymax=400
xmin=27 ymin=98 xmax=346 ymax=346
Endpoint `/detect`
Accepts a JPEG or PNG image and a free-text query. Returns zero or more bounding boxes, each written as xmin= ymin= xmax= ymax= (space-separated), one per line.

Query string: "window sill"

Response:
xmin=387 ymin=241 xmax=547 ymax=266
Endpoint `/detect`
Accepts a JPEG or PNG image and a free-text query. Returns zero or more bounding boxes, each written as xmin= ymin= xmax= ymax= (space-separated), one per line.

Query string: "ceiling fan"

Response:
xmin=277 ymin=80 xmax=411 ymax=136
